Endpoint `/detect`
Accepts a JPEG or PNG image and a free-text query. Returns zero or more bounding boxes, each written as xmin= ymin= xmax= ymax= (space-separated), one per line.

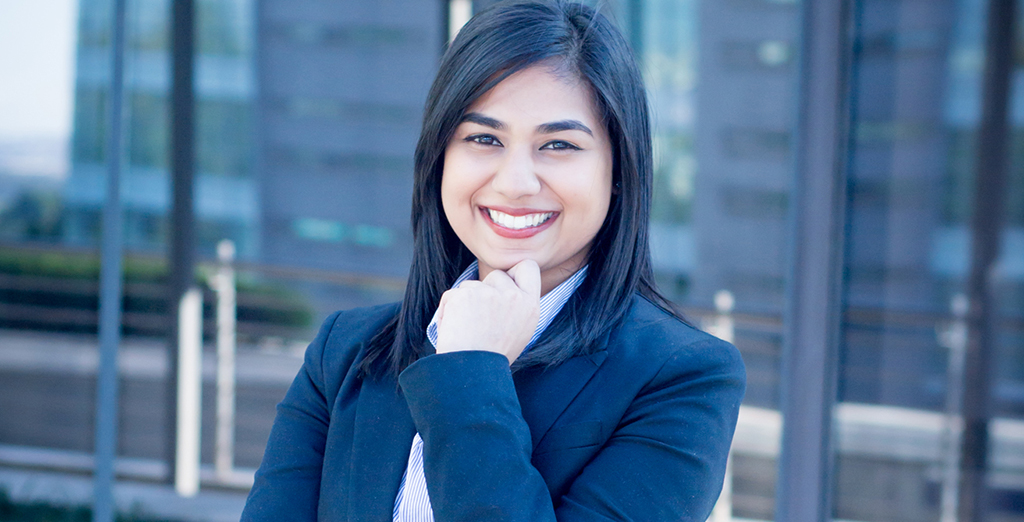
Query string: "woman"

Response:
xmin=242 ymin=1 xmax=745 ymax=520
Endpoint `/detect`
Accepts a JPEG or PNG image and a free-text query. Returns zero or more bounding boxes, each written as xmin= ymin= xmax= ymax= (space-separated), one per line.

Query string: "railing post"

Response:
xmin=712 ymin=290 xmax=736 ymax=344
xmin=175 ymin=287 xmax=203 ymax=497
xmin=214 ymin=239 xmax=237 ymax=481
xmin=940 ymin=293 xmax=969 ymax=522
xmin=709 ymin=290 xmax=735 ymax=522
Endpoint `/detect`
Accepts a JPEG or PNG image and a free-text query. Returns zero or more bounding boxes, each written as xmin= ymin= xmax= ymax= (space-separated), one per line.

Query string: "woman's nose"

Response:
xmin=490 ymin=146 xmax=541 ymax=199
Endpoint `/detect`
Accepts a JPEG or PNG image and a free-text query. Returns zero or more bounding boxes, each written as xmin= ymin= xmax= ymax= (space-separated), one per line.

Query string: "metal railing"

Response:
xmin=3 ymin=241 xmax=1024 ymax=521
xmin=171 ymin=241 xmax=240 ymax=496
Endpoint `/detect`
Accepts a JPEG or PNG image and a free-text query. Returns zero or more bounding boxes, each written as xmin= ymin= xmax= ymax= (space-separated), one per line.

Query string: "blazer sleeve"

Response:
xmin=397 ymin=338 xmax=745 ymax=522
xmin=240 ymin=310 xmax=341 ymax=521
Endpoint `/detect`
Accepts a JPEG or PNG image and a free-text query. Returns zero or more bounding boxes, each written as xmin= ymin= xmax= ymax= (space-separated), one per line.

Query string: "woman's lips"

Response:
xmin=480 ymin=207 xmax=558 ymax=239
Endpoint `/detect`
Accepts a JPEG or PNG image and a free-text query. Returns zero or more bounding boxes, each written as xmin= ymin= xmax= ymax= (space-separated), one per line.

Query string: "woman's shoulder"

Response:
xmin=320 ymin=301 xmax=402 ymax=344
xmin=608 ymin=293 xmax=745 ymax=378
xmin=303 ymin=301 xmax=402 ymax=385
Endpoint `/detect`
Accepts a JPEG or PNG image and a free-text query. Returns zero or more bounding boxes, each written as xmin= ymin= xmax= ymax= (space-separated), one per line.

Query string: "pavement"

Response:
xmin=0 ymin=328 xmax=308 ymax=521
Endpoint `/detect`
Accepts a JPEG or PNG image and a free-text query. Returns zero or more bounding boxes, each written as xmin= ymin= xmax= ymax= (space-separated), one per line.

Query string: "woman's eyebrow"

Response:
xmin=461 ymin=112 xmax=506 ymax=130
xmin=537 ymin=119 xmax=593 ymax=137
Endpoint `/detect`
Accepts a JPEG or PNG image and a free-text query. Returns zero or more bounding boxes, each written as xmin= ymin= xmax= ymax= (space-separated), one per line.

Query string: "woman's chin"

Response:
xmin=477 ymin=254 xmax=540 ymax=274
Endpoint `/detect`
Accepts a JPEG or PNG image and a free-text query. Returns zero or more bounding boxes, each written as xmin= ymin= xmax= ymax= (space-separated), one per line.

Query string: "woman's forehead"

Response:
xmin=462 ymin=65 xmax=602 ymax=130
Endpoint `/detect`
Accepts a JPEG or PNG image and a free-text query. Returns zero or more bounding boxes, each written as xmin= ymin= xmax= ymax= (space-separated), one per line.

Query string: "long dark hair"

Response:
xmin=361 ymin=0 xmax=685 ymax=379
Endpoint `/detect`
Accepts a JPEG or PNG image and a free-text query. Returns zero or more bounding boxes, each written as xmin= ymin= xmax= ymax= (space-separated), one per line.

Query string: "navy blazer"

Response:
xmin=241 ymin=294 xmax=745 ymax=521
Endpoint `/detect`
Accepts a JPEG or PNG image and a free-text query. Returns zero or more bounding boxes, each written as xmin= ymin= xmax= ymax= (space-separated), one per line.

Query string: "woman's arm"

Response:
xmin=240 ymin=311 xmax=340 ymax=521
xmin=398 ymin=335 xmax=745 ymax=522
xmin=399 ymin=350 xmax=554 ymax=521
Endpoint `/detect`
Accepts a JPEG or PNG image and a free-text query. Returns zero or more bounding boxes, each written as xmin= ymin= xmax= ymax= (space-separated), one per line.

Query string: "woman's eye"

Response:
xmin=466 ymin=134 xmax=501 ymax=146
xmin=541 ymin=140 xmax=581 ymax=151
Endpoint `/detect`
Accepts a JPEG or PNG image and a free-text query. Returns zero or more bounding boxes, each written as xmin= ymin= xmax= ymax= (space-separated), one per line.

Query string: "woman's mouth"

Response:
xmin=480 ymin=207 xmax=558 ymax=239
xmin=486 ymin=208 xmax=554 ymax=230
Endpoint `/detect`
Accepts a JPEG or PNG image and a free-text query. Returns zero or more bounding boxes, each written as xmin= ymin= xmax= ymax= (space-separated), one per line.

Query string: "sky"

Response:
xmin=0 ymin=0 xmax=79 ymax=141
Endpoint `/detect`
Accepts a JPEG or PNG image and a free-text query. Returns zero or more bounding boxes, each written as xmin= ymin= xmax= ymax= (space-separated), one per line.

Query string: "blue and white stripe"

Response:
xmin=393 ymin=433 xmax=431 ymax=522
xmin=393 ymin=260 xmax=588 ymax=522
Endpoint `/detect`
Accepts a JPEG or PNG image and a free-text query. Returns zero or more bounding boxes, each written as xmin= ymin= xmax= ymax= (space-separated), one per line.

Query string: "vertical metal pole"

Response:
xmin=214 ymin=240 xmax=237 ymax=481
xmin=175 ymin=287 xmax=203 ymax=497
xmin=168 ymin=0 xmax=196 ymax=486
xmin=940 ymin=294 xmax=969 ymax=522
xmin=93 ymin=0 xmax=128 ymax=519
xmin=776 ymin=0 xmax=852 ymax=519
xmin=958 ymin=0 xmax=1016 ymax=519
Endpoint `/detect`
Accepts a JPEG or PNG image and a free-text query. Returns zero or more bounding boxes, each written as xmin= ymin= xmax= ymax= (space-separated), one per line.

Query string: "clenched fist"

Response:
xmin=434 ymin=260 xmax=541 ymax=364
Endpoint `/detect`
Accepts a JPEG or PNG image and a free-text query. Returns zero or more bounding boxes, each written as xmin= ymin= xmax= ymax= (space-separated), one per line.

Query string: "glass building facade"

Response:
xmin=835 ymin=0 xmax=1024 ymax=519
xmin=0 ymin=0 xmax=1022 ymax=519
xmin=66 ymin=0 xmax=258 ymax=257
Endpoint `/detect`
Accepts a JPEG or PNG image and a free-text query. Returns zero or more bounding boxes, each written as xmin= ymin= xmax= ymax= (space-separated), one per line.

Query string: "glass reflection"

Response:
xmin=838 ymin=0 xmax=1024 ymax=518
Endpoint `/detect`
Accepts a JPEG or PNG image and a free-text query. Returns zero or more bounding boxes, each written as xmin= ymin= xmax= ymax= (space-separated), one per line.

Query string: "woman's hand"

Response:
xmin=434 ymin=260 xmax=541 ymax=364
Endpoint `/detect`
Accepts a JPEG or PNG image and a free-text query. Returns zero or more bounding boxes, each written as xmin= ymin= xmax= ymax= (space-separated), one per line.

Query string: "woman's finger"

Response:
xmin=481 ymin=267 xmax=517 ymax=292
xmin=507 ymin=259 xmax=541 ymax=300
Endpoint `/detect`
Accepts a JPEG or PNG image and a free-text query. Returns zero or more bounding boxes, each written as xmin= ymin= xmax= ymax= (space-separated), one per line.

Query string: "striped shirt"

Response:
xmin=393 ymin=260 xmax=588 ymax=522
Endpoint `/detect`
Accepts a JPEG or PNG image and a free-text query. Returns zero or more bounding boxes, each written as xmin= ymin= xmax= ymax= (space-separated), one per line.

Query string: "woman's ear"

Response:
xmin=612 ymin=180 xmax=622 ymax=195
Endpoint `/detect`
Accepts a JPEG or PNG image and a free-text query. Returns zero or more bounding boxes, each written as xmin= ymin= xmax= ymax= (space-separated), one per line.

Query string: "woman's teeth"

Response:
xmin=487 ymin=208 xmax=554 ymax=230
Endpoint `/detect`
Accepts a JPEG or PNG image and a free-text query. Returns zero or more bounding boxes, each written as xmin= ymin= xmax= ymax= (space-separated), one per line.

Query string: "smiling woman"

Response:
xmin=442 ymin=64 xmax=613 ymax=294
xmin=241 ymin=1 xmax=745 ymax=521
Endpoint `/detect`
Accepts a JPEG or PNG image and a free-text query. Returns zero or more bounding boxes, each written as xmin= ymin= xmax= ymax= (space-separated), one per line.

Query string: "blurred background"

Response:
xmin=0 ymin=0 xmax=1022 ymax=520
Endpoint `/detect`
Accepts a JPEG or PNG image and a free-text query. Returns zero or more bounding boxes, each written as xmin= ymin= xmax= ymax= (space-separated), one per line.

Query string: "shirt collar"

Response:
xmin=426 ymin=260 xmax=588 ymax=350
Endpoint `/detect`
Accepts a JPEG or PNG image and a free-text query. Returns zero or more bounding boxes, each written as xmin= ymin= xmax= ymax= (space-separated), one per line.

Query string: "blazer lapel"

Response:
xmin=348 ymin=376 xmax=416 ymax=522
xmin=513 ymin=349 xmax=608 ymax=449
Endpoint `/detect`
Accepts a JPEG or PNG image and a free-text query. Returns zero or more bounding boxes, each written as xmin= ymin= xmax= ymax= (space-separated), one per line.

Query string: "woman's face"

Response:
xmin=442 ymin=65 xmax=614 ymax=294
